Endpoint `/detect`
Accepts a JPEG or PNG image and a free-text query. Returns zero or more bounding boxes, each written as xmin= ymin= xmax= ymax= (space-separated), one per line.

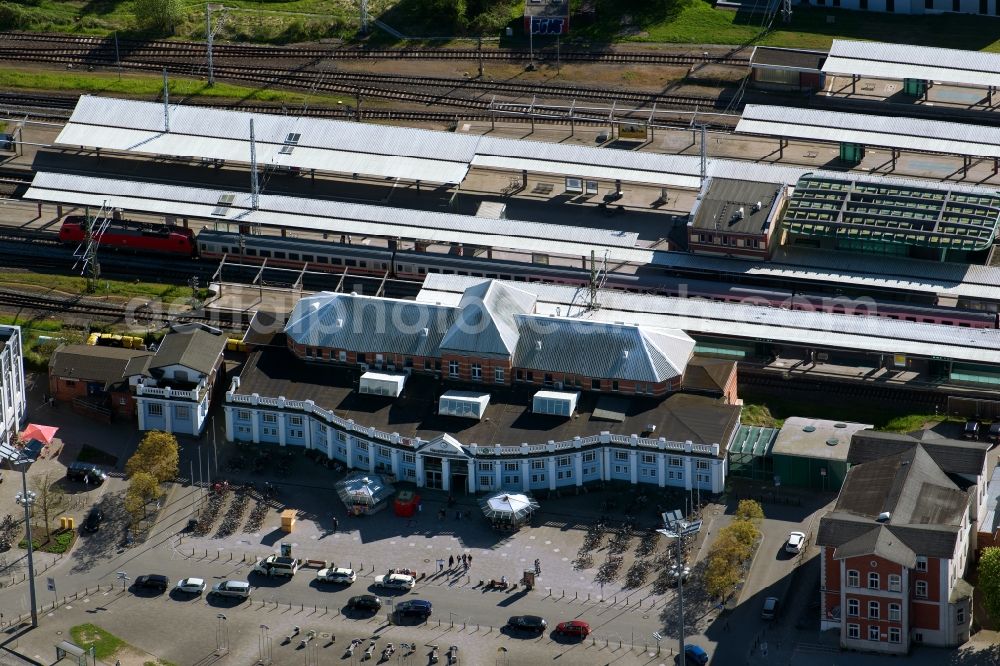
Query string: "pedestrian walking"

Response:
xmin=448 ymin=555 xmax=454 ymax=568
xmin=332 ymin=516 xmax=339 ymax=532
xmin=455 ymin=510 xmax=461 ymax=520
xmin=437 ymin=559 xmax=445 ymax=572
xmin=462 ymin=554 xmax=467 ymax=566
xmin=115 ymin=661 xmax=121 ymax=666
xmin=468 ymin=554 xmax=472 ymax=566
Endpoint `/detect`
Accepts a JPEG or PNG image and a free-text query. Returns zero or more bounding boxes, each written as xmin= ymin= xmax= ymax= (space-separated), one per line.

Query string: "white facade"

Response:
xmin=224 ymin=388 xmax=731 ymax=495
xmin=0 ymin=327 xmax=26 ymax=457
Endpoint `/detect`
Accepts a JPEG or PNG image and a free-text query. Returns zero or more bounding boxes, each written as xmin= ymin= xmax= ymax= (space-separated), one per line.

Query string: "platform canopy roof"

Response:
xmin=782 ymin=173 xmax=1000 ymax=252
xmin=56 ymin=95 xmax=478 ymax=184
xmin=822 ymin=40 xmax=1000 ymax=89
xmin=418 ymin=274 xmax=1000 ymax=365
xmin=737 ymin=104 xmax=1000 ymax=160
xmin=24 ymin=171 xmax=653 ymax=264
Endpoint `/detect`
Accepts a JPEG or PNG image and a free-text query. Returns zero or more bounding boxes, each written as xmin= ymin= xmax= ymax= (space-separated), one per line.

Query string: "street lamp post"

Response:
xmin=658 ymin=519 xmax=702 ymax=662
xmin=216 ymin=614 xmax=229 ymax=655
xmin=15 ymin=460 xmax=37 ymax=628
xmin=258 ymin=623 xmax=272 ymax=665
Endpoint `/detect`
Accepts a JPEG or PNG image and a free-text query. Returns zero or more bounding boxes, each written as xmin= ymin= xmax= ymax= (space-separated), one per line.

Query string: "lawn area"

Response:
xmin=0 ymin=67 xmax=339 ymax=106
xmin=69 ymin=623 xmax=175 ymax=665
xmin=77 ymin=444 xmax=119 ymax=467
xmin=70 ymin=624 xmax=126 ymax=660
xmin=4 ymin=0 xmax=1000 ymax=52
xmin=559 ymin=1 xmax=1000 ymax=51
xmin=740 ymin=389 xmax=961 ymax=431
xmin=0 ymin=271 xmax=203 ymax=301
xmin=19 ymin=528 xmax=75 ymax=554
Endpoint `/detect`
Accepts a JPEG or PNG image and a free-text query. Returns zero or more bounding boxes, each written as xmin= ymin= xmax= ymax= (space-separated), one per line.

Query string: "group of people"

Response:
xmin=446 ymin=553 xmax=472 ymax=570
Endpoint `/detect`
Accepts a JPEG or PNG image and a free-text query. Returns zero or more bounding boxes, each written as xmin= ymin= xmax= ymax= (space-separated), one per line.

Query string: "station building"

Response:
xmin=687 ymin=177 xmax=786 ymax=259
xmin=223 ymin=280 xmax=741 ymax=495
xmin=817 ymin=433 xmax=988 ymax=652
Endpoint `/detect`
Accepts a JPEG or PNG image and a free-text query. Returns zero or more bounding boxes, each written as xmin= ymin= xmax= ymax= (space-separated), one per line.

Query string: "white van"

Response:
xmin=210 ymin=580 xmax=251 ymax=599
xmin=254 ymin=555 xmax=300 ymax=578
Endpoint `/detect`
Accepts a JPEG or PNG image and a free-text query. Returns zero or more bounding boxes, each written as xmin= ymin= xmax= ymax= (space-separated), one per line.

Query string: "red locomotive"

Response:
xmin=58 ymin=215 xmax=196 ymax=256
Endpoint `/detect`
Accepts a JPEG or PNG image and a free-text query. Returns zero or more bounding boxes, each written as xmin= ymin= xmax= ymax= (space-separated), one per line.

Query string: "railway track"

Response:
xmin=0 ymin=31 xmax=751 ymax=66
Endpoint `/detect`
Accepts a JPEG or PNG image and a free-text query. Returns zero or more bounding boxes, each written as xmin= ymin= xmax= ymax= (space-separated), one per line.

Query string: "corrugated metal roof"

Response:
xmin=418 ymin=274 xmax=1000 ymax=364
xmin=439 ymin=281 xmax=536 ymax=357
xmin=59 ymin=96 xmax=478 ymax=183
xmin=285 ymin=292 xmax=459 ymax=357
xmin=471 ymin=155 xmax=701 ymax=188
xmin=25 ymin=172 xmax=651 ymax=263
xmin=512 ymin=315 xmax=694 ymax=383
xmin=738 ymin=105 xmax=1000 ymax=159
xmin=823 ymin=40 xmax=1000 ymax=89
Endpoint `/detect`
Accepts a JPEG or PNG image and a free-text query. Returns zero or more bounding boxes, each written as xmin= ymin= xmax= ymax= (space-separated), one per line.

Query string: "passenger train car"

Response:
xmin=58 ymin=215 xmax=196 ymax=256
xmin=56 ymin=218 xmax=1000 ymax=329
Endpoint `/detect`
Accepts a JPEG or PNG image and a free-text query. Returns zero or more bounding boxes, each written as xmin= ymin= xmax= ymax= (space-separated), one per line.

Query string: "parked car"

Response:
xmin=175 ymin=578 xmax=206 ymax=595
xmin=785 ymin=531 xmax=806 ymax=554
xmin=82 ymin=508 xmax=104 ymax=533
xmin=989 ymin=422 xmax=1000 ymax=445
xmin=395 ymin=599 xmax=432 ymax=620
xmin=253 ymin=555 xmax=299 ymax=578
xmin=373 ymin=573 xmax=415 ymax=590
xmin=209 ymin=580 xmax=251 ymax=600
xmin=66 ymin=462 xmax=108 ymax=486
xmin=674 ymin=644 xmax=709 ymax=665
xmin=761 ymin=596 xmax=780 ymax=620
xmin=347 ymin=594 xmax=382 ymax=613
xmin=554 ymin=619 xmax=591 ymax=638
xmin=133 ymin=574 xmax=169 ymax=593
xmin=964 ymin=420 xmax=981 ymax=440
xmin=316 ymin=567 xmax=356 ymax=585
xmin=507 ymin=615 xmax=547 ymax=634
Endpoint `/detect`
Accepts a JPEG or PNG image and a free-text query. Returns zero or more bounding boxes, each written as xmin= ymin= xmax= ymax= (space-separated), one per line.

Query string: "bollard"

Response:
xmin=301 ymin=603 xmax=304 ymax=611
xmin=587 ymin=593 xmax=590 ymax=601
xmin=575 ymin=591 xmax=578 ymax=600
xmin=561 ymin=590 xmax=564 ymax=599
xmin=613 ymin=595 xmax=616 ymax=604
xmin=229 ymin=553 xmax=233 ymax=561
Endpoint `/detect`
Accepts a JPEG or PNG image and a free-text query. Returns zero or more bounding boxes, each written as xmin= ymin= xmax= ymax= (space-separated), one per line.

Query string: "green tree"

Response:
xmin=132 ymin=0 xmax=183 ymax=35
xmin=704 ymin=547 xmax=742 ymax=599
xmin=30 ymin=472 xmax=76 ymax=540
xmin=735 ymin=499 xmax=765 ymax=524
xmin=126 ymin=471 xmax=162 ymax=519
xmin=979 ymin=547 xmax=1000 ymax=622
xmin=125 ymin=431 xmax=179 ymax=484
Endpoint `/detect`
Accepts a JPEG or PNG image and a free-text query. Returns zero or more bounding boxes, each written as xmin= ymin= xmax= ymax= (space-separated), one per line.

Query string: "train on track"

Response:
xmin=59 ymin=216 xmax=196 ymax=256
xmin=57 ymin=218 xmax=1000 ymax=329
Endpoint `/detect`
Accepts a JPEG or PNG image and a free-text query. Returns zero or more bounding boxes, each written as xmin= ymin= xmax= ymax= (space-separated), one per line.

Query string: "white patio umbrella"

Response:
xmin=480 ymin=492 xmax=540 ymax=525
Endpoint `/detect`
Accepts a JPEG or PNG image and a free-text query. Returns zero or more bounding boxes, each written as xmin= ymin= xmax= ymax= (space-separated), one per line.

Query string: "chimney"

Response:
xmin=623 ymin=350 xmax=629 ymax=359
xmin=335 ymin=318 xmax=344 ymax=327
xmin=752 ymin=201 xmax=762 ymax=213
xmin=420 ymin=328 xmax=429 ymax=337
xmin=536 ymin=340 xmax=543 ymax=350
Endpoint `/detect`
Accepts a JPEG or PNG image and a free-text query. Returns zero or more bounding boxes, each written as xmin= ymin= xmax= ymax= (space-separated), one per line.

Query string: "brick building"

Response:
xmin=48 ymin=344 xmax=151 ymax=419
xmin=817 ymin=436 xmax=982 ymax=652
xmin=687 ymin=178 xmax=785 ymax=259
xmin=226 ymin=280 xmax=741 ymax=495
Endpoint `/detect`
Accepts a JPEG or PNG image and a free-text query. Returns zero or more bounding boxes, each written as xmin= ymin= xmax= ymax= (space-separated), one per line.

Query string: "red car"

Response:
xmin=555 ymin=620 xmax=591 ymax=638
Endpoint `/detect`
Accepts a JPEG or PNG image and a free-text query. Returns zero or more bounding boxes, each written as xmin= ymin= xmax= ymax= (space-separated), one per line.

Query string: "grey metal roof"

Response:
xmin=58 ymin=95 xmax=477 ymax=184
xmin=418 ymin=274 xmax=1000 ymax=365
xmin=833 ymin=525 xmax=916 ymax=568
xmin=650 ymin=244 xmax=1000 ymax=303
xmin=750 ymin=46 xmax=826 ymax=71
xmin=439 ymin=280 xmax=536 ymax=357
xmin=25 ymin=171 xmax=650 ymax=264
xmin=738 ymin=104 xmax=1000 ymax=159
xmin=285 ymin=292 xmax=459 ymax=357
xmin=849 ymin=430 xmax=988 ymax=476
xmin=688 ymin=177 xmax=781 ymax=234
xmin=511 ymin=315 xmax=694 ymax=383
xmin=148 ymin=325 xmax=226 ymax=377
xmin=823 ymin=40 xmax=1000 ymax=89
